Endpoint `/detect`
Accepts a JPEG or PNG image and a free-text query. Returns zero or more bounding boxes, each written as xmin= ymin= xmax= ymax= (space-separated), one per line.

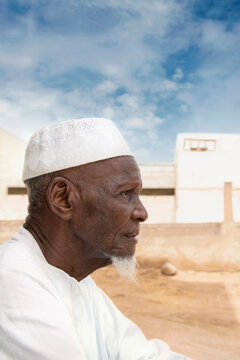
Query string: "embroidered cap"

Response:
xmin=22 ymin=118 xmax=133 ymax=181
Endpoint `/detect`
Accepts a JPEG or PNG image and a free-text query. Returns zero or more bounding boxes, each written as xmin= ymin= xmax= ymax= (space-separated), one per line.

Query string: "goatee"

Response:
xmin=111 ymin=255 xmax=138 ymax=282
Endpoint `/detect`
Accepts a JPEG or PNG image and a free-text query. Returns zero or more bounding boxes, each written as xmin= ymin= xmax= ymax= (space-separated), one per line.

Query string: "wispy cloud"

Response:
xmin=0 ymin=0 xmax=239 ymax=161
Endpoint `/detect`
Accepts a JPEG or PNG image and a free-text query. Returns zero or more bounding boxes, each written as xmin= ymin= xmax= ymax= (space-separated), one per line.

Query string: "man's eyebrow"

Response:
xmin=115 ymin=179 xmax=142 ymax=191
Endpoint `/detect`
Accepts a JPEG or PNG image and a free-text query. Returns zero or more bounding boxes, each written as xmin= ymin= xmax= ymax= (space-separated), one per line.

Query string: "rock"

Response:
xmin=161 ymin=262 xmax=178 ymax=276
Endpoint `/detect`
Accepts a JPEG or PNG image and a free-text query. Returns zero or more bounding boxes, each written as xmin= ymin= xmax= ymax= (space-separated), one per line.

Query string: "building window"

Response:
xmin=7 ymin=187 xmax=27 ymax=195
xmin=183 ymin=138 xmax=216 ymax=151
xmin=140 ymin=188 xmax=175 ymax=196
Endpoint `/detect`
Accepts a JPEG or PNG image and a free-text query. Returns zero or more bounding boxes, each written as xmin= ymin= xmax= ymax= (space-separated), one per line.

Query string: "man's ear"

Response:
xmin=46 ymin=177 xmax=79 ymax=220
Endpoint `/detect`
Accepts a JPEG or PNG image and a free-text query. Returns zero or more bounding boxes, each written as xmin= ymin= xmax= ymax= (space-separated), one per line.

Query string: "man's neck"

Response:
xmin=23 ymin=214 xmax=110 ymax=281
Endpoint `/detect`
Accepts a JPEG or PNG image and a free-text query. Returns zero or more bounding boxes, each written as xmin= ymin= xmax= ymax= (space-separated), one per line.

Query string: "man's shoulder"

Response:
xmin=0 ymin=228 xmax=39 ymax=271
xmin=0 ymin=228 xmax=56 ymax=297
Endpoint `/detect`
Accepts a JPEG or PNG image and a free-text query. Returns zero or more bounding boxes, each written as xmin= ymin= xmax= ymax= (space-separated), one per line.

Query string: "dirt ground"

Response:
xmin=92 ymin=266 xmax=240 ymax=360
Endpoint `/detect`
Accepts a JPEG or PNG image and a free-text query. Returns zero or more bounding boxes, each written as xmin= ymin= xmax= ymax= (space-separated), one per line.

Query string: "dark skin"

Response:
xmin=24 ymin=156 xmax=148 ymax=281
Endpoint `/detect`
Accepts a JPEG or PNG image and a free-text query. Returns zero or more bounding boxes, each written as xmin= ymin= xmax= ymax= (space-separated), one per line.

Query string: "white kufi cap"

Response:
xmin=22 ymin=118 xmax=133 ymax=181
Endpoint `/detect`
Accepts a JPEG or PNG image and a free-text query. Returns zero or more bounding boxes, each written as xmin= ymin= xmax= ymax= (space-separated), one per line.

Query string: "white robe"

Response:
xmin=0 ymin=227 xmax=191 ymax=360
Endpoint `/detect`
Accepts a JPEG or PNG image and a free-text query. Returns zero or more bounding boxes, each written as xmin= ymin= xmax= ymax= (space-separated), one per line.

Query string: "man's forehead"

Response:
xmin=68 ymin=156 xmax=141 ymax=183
xmin=96 ymin=156 xmax=142 ymax=187
xmin=95 ymin=156 xmax=140 ymax=176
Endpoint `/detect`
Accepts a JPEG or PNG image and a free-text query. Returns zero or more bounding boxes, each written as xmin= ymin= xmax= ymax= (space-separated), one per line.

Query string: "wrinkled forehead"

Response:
xmin=102 ymin=156 xmax=140 ymax=174
xmin=91 ymin=156 xmax=142 ymax=189
xmin=65 ymin=156 xmax=141 ymax=187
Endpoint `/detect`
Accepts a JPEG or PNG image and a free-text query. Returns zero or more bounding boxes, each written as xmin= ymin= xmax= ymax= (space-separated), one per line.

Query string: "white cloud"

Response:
xmin=173 ymin=68 xmax=183 ymax=81
xmin=180 ymin=104 xmax=188 ymax=112
xmin=161 ymin=79 xmax=178 ymax=92
xmin=134 ymin=147 xmax=152 ymax=162
xmin=93 ymin=80 xmax=118 ymax=96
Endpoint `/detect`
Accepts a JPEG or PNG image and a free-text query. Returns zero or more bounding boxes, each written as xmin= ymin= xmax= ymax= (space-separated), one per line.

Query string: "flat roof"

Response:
xmin=139 ymin=163 xmax=175 ymax=189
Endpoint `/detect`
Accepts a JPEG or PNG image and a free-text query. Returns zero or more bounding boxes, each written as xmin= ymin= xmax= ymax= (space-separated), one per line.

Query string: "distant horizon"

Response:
xmin=0 ymin=0 xmax=239 ymax=162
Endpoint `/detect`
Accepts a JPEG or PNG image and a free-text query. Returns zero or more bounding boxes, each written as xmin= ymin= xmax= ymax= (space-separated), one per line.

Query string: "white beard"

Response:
xmin=111 ymin=255 xmax=138 ymax=282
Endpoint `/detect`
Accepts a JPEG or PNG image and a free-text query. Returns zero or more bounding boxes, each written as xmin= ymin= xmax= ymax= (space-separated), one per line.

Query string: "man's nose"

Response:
xmin=131 ymin=198 xmax=148 ymax=222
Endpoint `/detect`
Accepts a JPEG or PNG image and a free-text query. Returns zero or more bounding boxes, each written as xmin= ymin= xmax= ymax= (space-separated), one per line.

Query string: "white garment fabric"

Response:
xmin=0 ymin=227 xmax=191 ymax=360
xmin=22 ymin=118 xmax=133 ymax=181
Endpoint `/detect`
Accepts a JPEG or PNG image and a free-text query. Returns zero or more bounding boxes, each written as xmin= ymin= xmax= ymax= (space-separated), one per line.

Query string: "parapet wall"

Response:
xmin=0 ymin=220 xmax=23 ymax=244
xmin=137 ymin=222 xmax=240 ymax=272
xmin=1 ymin=220 xmax=240 ymax=272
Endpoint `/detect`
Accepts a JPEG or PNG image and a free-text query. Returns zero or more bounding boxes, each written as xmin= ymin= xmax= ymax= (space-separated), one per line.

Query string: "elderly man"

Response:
xmin=0 ymin=118 xmax=190 ymax=359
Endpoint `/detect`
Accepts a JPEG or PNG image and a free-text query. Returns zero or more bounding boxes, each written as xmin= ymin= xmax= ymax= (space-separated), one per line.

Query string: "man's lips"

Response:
xmin=124 ymin=232 xmax=139 ymax=243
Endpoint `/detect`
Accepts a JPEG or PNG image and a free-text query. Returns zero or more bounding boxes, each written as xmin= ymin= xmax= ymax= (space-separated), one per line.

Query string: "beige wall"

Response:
xmin=0 ymin=196 xmax=28 ymax=220
xmin=0 ymin=129 xmax=26 ymax=197
xmin=139 ymin=163 xmax=176 ymax=223
xmin=139 ymin=163 xmax=175 ymax=188
xmin=140 ymin=195 xmax=175 ymax=223
xmin=0 ymin=129 xmax=27 ymax=220
xmin=176 ymin=190 xmax=224 ymax=223
xmin=232 ymin=189 xmax=240 ymax=222
xmin=137 ymin=222 xmax=240 ymax=271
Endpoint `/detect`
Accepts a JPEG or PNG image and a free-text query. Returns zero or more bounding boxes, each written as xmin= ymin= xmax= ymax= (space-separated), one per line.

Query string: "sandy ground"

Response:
xmin=93 ymin=266 xmax=240 ymax=360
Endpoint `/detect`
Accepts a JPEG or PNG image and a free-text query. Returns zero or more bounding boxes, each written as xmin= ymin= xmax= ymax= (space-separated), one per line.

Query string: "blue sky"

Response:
xmin=0 ymin=0 xmax=239 ymax=162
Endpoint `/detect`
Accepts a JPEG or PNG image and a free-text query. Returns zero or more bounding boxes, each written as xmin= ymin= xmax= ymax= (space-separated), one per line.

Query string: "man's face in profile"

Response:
xmin=70 ymin=156 xmax=148 ymax=260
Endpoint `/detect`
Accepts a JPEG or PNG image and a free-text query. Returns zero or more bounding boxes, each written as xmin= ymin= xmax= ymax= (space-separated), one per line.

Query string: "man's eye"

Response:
xmin=121 ymin=190 xmax=130 ymax=196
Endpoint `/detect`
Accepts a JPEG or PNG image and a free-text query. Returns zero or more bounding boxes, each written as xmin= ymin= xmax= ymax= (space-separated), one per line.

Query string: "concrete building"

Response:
xmin=140 ymin=133 xmax=240 ymax=223
xmin=0 ymin=129 xmax=28 ymax=220
xmin=139 ymin=163 xmax=175 ymax=223
xmin=0 ymin=129 xmax=239 ymax=223
xmin=175 ymin=133 xmax=240 ymax=223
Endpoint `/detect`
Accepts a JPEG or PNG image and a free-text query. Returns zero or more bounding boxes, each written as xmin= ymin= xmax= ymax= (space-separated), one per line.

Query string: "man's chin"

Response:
xmin=110 ymin=255 xmax=138 ymax=282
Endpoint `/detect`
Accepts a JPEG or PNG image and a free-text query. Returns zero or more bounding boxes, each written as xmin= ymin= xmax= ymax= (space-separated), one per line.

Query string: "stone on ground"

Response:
xmin=161 ymin=262 xmax=178 ymax=276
